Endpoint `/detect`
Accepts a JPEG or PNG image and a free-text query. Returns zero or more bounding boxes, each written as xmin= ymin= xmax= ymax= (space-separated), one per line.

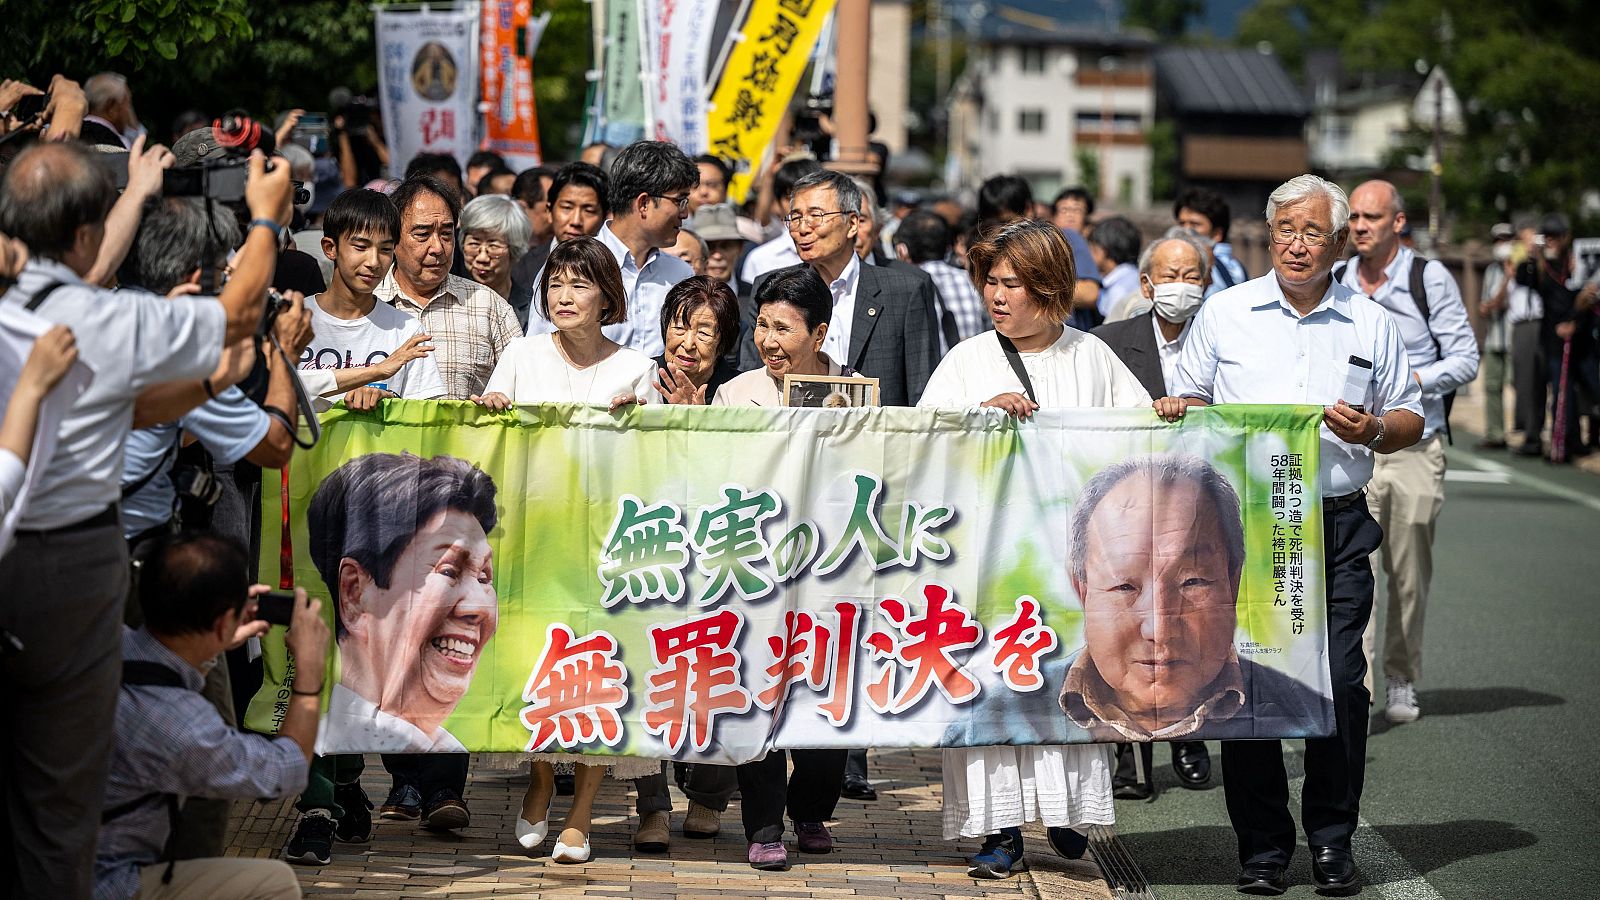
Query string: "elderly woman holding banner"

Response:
xmin=472 ymin=237 xmax=660 ymax=863
xmin=919 ymin=219 xmax=1150 ymax=879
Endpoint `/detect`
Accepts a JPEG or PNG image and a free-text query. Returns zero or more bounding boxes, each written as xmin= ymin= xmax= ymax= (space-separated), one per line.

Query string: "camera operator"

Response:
xmin=0 ymin=74 xmax=87 ymax=143
xmin=96 ymin=533 xmax=326 ymax=900
xmin=0 ymin=138 xmax=291 ymax=900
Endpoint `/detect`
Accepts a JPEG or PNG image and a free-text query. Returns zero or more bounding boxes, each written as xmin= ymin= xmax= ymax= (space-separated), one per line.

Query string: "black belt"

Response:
xmin=1325 ymin=490 xmax=1366 ymax=512
xmin=15 ymin=504 xmax=120 ymax=537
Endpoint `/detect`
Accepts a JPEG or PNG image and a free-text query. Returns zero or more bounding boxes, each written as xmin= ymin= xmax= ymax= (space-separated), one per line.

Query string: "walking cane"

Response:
xmin=1551 ymin=337 xmax=1572 ymax=464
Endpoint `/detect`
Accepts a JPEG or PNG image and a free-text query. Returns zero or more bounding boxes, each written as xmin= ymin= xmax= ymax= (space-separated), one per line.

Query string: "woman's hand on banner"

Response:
xmin=345 ymin=386 xmax=395 ymax=412
xmin=471 ymin=392 xmax=513 ymax=411
xmin=1153 ymin=396 xmax=1196 ymax=422
xmin=981 ymin=392 xmax=1039 ymax=420
xmin=609 ymin=392 xmax=645 ymax=413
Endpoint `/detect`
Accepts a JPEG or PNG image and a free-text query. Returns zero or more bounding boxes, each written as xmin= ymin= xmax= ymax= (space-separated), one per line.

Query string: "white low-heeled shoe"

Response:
xmin=551 ymin=834 xmax=592 ymax=863
xmin=515 ymin=816 xmax=549 ymax=851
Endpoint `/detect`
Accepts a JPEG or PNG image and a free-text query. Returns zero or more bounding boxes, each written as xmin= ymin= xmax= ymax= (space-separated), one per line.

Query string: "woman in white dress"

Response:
xmin=472 ymin=237 xmax=661 ymax=862
xmin=919 ymin=220 xmax=1151 ymax=878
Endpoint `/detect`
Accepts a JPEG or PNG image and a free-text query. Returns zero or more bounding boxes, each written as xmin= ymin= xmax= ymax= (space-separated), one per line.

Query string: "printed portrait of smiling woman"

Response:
xmin=307 ymin=452 xmax=500 ymax=753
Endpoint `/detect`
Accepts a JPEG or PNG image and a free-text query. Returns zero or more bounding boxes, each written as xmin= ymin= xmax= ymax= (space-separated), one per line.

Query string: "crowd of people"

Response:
xmin=1 ymin=68 xmax=1590 ymax=900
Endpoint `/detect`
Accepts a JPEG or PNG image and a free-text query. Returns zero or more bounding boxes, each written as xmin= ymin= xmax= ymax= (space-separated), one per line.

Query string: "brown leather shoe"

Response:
xmin=682 ymin=801 xmax=721 ymax=838
xmin=634 ymin=810 xmax=670 ymax=853
xmin=421 ymin=797 xmax=469 ymax=831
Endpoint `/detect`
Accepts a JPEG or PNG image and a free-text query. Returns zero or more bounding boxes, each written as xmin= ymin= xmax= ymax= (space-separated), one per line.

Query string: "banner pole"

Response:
xmin=707 ymin=0 xmax=756 ymax=98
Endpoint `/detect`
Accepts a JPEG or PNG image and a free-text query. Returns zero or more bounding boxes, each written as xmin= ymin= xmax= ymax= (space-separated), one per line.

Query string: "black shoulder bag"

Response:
xmin=995 ymin=333 xmax=1038 ymax=404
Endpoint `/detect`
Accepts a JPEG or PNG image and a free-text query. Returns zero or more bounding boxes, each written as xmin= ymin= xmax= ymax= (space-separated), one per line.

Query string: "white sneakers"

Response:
xmin=1385 ymin=679 xmax=1420 ymax=724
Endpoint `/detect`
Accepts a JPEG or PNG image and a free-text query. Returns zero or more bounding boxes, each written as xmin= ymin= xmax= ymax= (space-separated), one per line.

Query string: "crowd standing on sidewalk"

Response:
xmin=6 ymin=67 xmax=1594 ymax=900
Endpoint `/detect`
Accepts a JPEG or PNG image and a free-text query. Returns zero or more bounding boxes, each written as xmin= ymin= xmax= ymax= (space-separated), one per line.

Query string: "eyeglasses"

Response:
xmin=651 ymin=193 xmax=692 ymax=213
xmin=1270 ymin=227 xmax=1337 ymax=248
xmin=784 ymin=209 xmax=855 ymax=231
xmin=462 ymin=236 xmax=510 ymax=258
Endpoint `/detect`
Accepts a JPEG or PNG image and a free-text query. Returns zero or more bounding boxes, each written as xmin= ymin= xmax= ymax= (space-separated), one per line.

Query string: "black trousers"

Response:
xmin=0 ymin=512 xmax=127 ymax=900
xmin=1222 ymin=501 xmax=1382 ymax=866
xmin=383 ymin=753 xmax=470 ymax=805
xmin=734 ymin=749 xmax=846 ymax=843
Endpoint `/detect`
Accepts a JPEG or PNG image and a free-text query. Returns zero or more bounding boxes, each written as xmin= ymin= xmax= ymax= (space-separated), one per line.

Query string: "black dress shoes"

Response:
xmin=840 ymin=776 xmax=877 ymax=801
xmin=1171 ymin=741 xmax=1211 ymax=787
xmin=1311 ymin=846 xmax=1359 ymax=895
xmin=1236 ymin=861 xmax=1288 ymax=895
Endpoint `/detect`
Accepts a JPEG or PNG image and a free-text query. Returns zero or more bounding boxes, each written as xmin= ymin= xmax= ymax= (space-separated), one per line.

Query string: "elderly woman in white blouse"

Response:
xmin=919 ymin=219 xmax=1150 ymax=879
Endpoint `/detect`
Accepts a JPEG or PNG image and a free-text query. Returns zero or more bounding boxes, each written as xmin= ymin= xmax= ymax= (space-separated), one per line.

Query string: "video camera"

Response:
xmin=97 ymin=111 xmax=310 ymax=205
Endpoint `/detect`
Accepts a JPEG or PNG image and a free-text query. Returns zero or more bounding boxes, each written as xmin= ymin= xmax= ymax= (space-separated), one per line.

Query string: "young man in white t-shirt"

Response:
xmin=298 ymin=189 xmax=446 ymax=413
xmin=284 ymin=187 xmax=446 ymax=867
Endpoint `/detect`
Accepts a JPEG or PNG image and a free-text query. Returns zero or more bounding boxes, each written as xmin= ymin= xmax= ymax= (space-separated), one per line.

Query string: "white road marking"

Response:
xmin=1451 ymin=448 xmax=1600 ymax=514
xmin=1444 ymin=469 xmax=1511 ymax=484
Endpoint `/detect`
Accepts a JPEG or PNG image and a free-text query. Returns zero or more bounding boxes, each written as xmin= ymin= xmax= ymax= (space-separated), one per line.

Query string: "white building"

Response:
xmin=945 ymin=5 xmax=1154 ymax=209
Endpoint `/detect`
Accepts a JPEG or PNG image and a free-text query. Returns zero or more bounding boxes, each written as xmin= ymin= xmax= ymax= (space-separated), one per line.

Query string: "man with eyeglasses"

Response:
xmin=588 ymin=140 xmax=698 ymax=358
xmin=1155 ymin=175 xmax=1424 ymax=897
xmin=763 ymin=169 xmax=941 ymax=406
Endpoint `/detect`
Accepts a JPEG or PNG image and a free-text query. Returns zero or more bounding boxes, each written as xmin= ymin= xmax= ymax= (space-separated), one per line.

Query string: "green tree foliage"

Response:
xmin=1 ymin=0 xmax=595 ymax=161
xmin=1236 ymin=0 xmax=1600 ymax=233
xmin=1123 ymin=0 xmax=1204 ymax=41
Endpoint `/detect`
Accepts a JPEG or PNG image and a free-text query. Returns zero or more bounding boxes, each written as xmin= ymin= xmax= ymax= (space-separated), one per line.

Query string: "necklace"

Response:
xmin=554 ymin=332 xmax=604 ymax=403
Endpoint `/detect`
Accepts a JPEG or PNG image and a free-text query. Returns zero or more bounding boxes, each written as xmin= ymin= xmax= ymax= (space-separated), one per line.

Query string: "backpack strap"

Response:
xmin=23 ymin=281 xmax=66 ymax=312
xmin=112 ymin=658 xmax=187 ymax=883
xmin=1407 ymin=255 xmax=1455 ymax=443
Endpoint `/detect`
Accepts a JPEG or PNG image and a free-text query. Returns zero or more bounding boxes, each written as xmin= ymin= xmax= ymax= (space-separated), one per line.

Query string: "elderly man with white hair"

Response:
xmin=1154 ymin=174 xmax=1424 ymax=896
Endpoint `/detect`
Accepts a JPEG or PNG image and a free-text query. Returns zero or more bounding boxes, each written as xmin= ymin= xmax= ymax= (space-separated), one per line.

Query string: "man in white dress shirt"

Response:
xmin=1338 ymin=180 xmax=1479 ymax=724
xmin=1158 ymin=174 xmax=1425 ymax=896
xmin=0 ymin=140 xmax=293 ymax=900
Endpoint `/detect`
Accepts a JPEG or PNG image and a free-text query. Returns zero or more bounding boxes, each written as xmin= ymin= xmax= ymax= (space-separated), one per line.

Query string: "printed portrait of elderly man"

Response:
xmin=1059 ymin=454 xmax=1331 ymax=741
xmin=308 ymin=452 xmax=500 ymax=752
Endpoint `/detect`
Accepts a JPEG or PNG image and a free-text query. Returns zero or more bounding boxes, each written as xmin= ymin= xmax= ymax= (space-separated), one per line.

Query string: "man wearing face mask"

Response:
xmin=1092 ymin=228 xmax=1215 ymax=798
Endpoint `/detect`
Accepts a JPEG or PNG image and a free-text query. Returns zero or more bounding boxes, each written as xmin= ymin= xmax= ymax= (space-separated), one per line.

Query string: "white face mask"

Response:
xmin=1493 ymin=242 xmax=1513 ymax=262
xmin=1149 ymin=279 xmax=1205 ymax=322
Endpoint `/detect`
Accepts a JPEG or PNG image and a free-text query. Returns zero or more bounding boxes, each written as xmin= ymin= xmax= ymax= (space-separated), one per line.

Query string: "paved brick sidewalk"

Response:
xmin=226 ymin=749 xmax=1112 ymax=899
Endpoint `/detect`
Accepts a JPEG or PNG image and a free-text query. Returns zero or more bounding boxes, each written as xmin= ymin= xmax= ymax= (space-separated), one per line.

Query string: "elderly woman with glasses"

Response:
xmin=459 ymin=193 xmax=532 ymax=301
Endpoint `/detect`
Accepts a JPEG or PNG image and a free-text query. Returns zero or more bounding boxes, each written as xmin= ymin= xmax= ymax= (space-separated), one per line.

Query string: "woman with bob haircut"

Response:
xmin=920 ymin=219 xmax=1149 ymax=879
xmin=653 ymin=275 xmax=743 ymax=404
xmin=473 ymin=236 xmax=657 ymax=412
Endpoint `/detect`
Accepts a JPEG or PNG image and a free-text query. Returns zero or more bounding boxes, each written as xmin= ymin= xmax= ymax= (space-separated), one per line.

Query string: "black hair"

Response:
xmin=307 ymin=453 xmax=499 ymax=640
xmin=1053 ymin=186 xmax=1096 ymax=219
xmin=755 ymin=265 xmax=832 ymax=331
xmin=467 ymin=150 xmax=507 ymax=171
xmin=391 ymin=174 xmax=461 ymax=224
xmin=660 ymin=275 xmax=741 ymax=360
xmin=606 ymin=140 xmax=699 ymax=215
xmin=1173 ymin=186 xmax=1232 ymax=241
xmin=323 ymin=188 xmax=401 ymax=245
xmin=138 ymin=532 xmax=251 ymax=637
xmin=894 ymin=209 xmax=952 ymax=264
xmin=977 ymin=174 xmax=1033 ymax=225
xmin=1089 ymin=215 xmax=1141 ymax=266
xmin=548 ymin=161 xmax=609 ymax=210
xmin=474 ymin=166 xmax=516 ymax=198
xmin=0 ymin=141 xmax=117 ymax=261
xmin=512 ymin=165 xmax=557 ymax=207
xmin=125 ymin=197 xmax=240 ymax=295
xmin=404 ymin=152 xmax=464 ymax=190
xmin=693 ymin=154 xmax=731 ymax=184
xmin=773 ymin=158 xmax=824 ymax=204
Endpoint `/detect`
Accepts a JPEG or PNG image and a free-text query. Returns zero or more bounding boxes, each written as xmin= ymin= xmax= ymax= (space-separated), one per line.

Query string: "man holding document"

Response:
xmin=1155 ymin=174 xmax=1424 ymax=896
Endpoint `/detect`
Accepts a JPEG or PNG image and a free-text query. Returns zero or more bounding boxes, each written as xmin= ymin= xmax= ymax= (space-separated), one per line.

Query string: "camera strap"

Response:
xmin=265 ymin=330 xmax=321 ymax=449
xmin=120 ymin=437 xmax=181 ymax=500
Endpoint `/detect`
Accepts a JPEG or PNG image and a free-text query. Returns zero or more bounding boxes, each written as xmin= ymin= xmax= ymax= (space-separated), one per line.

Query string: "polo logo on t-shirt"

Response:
xmin=301 ymin=347 xmax=393 ymax=370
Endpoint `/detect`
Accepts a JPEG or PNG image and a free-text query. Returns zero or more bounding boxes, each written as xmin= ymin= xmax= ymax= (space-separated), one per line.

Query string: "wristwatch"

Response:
xmin=1365 ymin=416 xmax=1387 ymax=450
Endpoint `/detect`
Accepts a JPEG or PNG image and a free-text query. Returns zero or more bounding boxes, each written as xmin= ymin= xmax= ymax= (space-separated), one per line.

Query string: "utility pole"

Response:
xmin=829 ymin=0 xmax=875 ymax=173
xmin=1429 ymin=71 xmax=1442 ymax=249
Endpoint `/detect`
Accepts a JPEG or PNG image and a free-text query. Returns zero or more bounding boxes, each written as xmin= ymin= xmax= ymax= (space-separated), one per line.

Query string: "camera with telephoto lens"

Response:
xmin=172 ymin=463 xmax=223 ymax=507
xmin=259 ymin=288 xmax=291 ymax=339
xmin=96 ymin=110 xmax=310 ymax=205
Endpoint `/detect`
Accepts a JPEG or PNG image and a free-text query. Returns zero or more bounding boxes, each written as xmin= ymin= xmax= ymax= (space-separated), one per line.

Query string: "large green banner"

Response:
xmin=248 ymin=403 xmax=1330 ymax=763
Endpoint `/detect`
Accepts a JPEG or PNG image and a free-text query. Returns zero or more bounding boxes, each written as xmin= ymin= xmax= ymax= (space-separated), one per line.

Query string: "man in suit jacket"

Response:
xmin=753 ymin=169 xmax=941 ymax=405
xmin=1092 ymin=230 xmax=1216 ymax=796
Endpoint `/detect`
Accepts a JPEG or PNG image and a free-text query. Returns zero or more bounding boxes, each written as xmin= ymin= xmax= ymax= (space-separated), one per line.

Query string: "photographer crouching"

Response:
xmin=96 ymin=533 xmax=327 ymax=899
xmin=0 ymin=138 xmax=293 ymax=900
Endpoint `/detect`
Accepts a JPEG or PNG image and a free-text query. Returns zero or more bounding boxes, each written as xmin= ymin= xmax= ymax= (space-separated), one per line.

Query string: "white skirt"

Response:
xmin=479 ymin=753 xmax=663 ymax=781
xmin=941 ymin=744 xmax=1116 ymax=840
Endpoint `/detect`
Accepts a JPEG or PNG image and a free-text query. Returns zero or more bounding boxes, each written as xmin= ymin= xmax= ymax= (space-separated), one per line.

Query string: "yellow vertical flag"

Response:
xmin=706 ymin=0 xmax=840 ymax=204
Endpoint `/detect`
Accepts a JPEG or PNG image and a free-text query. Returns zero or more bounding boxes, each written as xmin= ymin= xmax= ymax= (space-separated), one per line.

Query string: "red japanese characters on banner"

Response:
xmin=480 ymin=0 xmax=542 ymax=168
xmin=864 ymin=584 xmax=984 ymax=715
xmin=519 ymin=624 xmax=628 ymax=750
xmin=644 ymin=609 xmax=754 ymax=753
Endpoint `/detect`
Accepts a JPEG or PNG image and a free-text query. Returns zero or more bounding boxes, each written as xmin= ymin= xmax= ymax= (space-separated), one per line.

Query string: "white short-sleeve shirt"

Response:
xmin=1169 ymin=273 xmax=1424 ymax=497
xmin=299 ymin=296 xmax=447 ymax=411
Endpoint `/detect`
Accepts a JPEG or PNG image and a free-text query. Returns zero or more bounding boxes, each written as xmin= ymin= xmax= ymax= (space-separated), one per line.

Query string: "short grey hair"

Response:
xmin=277 ymin=143 xmax=315 ymax=183
xmin=851 ymin=177 xmax=881 ymax=226
xmin=680 ymin=227 xmax=709 ymax=260
xmin=1138 ymin=227 xmax=1211 ymax=277
xmin=790 ymin=169 xmax=864 ymax=222
xmin=1265 ymin=174 xmax=1350 ymax=234
xmin=459 ymin=194 xmax=532 ymax=260
xmin=1068 ymin=454 xmax=1246 ymax=589
xmin=133 ymin=197 xmax=241 ymax=295
xmin=84 ymin=72 xmax=129 ymax=115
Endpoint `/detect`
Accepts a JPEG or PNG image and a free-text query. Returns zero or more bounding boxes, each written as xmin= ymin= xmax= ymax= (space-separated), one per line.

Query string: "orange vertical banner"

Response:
xmin=481 ymin=0 xmax=543 ymax=167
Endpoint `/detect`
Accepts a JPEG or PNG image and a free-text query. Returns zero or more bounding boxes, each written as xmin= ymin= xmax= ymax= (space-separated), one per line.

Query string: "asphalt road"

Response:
xmin=1111 ymin=432 xmax=1600 ymax=899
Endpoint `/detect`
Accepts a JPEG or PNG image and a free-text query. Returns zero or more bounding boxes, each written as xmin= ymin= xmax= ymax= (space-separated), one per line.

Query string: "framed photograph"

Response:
xmin=783 ymin=374 xmax=881 ymax=408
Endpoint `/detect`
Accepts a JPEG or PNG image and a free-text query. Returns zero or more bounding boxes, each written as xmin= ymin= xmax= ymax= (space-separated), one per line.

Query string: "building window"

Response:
xmin=1075 ymin=111 xmax=1143 ymax=134
xmin=1019 ymin=46 xmax=1046 ymax=74
xmin=1018 ymin=109 xmax=1045 ymax=133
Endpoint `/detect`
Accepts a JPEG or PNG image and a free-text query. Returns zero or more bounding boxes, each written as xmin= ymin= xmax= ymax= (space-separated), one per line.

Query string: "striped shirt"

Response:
xmin=376 ymin=271 xmax=523 ymax=399
xmin=919 ymin=259 xmax=991 ymax=346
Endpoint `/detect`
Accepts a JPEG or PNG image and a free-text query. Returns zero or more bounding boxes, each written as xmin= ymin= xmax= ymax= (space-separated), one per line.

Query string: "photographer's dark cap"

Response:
xmin=172 ymin=119 xmax=275 ymax=167
xmin=1540 ymin=212 xmax=1570 ymax=236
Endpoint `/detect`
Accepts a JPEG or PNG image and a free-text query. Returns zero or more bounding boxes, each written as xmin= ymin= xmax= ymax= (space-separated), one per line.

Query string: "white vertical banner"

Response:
xmin=376 ymin=2 xmax=482 ymax=175
xmin=648 ymin=0 xmax=720 ymax=154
